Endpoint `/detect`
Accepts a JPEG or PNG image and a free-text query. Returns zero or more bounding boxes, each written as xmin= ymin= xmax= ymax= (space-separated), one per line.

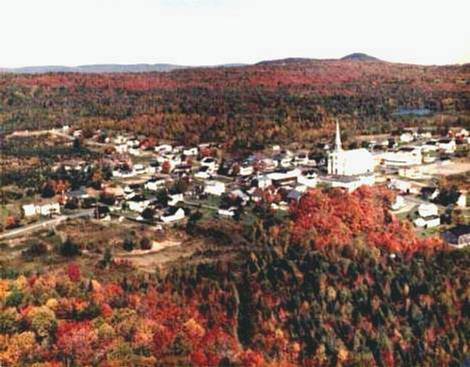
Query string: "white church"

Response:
xmin=327 ymin=121 xmax=375 ymax=175
xmin=321 ymin=121 xmax=375 ymax=191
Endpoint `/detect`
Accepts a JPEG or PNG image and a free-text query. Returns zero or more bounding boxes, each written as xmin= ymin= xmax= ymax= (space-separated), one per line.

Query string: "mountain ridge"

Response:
xmin=0 ymin=53 xmax=447 ymax=74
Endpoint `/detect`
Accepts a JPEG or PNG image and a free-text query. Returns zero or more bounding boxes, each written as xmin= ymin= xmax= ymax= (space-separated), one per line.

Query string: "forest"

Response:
xmin=1 ymin=59 xmax=469 ymax=148
xmin=0 ymin=187 xmax=468 ymax=366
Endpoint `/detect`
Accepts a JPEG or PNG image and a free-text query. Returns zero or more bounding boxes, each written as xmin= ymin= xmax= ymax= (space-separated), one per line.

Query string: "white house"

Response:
xmin=320 ymin=174 xmax=375 ymax=193
xmin=255 ymin=175 xmax=273 ymax=189
xmin=22 ymin=202 xmax=61 ymax=217
xmin=127 ymin=197 xmax=151 ymax=213
xmin=388 ymin=179 xmax=411 ymax=194
xmin=328 ymin=122 xmax=375 ymax=176
xmin=161 ymin=208 xmax=185 ymax=223
xmin=22 ymin=204 xmax=39 ymax=218
xmin=298 ymin=171 xmax=318 ymax=188
xmin=183 ymin=147 xmax=198 ymax=156
xmin=400 ymin=132 xmax=414 ymax=143
xmin=115 ymin=144 xmax=128 ymax=154
xmin=414 ymin=216 xmax=440 ymax=228
xmin=457 ymin=193 xmax=467 ymax=208
xmin=144 ymin=178 xmax=166 ymax=192
xmin=168 ymin=193 xmax=184 ymax=206
xmin=200 ymin=157 xmax=218 ymax=171
xmin=204 ymin=180 xmax=226 ymax=196
xmin=293 ymin=152 xmax=309 ymax=166
xmin=437 ymin=139 xmax=456 ymax=153
xmin=418 ymin=203 xmax=438 ymax=218
xmin=155 ymin=144 xmax=173 ymax=154
xmin=391 ymin=195 xmax=406 ymax=211
xmin=238 ymin=165 xmax=254 ymax=176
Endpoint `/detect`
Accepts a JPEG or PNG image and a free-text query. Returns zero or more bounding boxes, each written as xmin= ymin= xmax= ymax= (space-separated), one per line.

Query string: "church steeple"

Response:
xmin=335 ymin=119 xmax=342 ymax=151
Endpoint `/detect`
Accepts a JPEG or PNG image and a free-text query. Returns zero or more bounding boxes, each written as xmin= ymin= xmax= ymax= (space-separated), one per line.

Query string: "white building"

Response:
xmin=22 ymin=202 xmax=61 ymax=218
xmin=327 ymin=121 xmax=374 ymax=176
xmin=144 ymin=178 xmax=166 ymax=192
xmin=391 ymin=195 xmax=406 ymax=211
xmin=437 ymin=139 xmax=456 ymax=153
xmin=319 ymin=174 xmax=375 ymax=193
xmin=204 ymin=180 xmax=226 ymax=196
xmin=400 ymin=132 xmax=414 ymax=143
xmin=381 ymin=147 xmax=422 ymax=167
xmin=161 ymin=208 xmax=185 ymax=223
xmin=418 ymin=203 xmax=438 ymax=218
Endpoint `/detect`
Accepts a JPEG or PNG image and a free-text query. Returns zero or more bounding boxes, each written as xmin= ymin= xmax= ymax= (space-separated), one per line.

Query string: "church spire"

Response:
xmin=335 ymin=119 xmax=342 ymax=151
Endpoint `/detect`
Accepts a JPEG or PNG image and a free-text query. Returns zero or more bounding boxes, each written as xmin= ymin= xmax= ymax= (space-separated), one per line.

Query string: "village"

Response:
xmin=1 ymin=120 xmax=469 ymax=255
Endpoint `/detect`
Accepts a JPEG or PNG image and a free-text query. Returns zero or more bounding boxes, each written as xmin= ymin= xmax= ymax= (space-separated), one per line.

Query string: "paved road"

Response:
xmin=0 ymin=209 xmax=93 ymax=240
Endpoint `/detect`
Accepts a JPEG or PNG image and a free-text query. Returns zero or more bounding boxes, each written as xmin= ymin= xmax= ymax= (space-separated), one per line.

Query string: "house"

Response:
xmin=133 ymin=164 xmax=146 ymax=175
xmin=22 ymin=202 xmax=61 ymax=218
xmin=195 ymin=166 xmax=213 ymax=180
xmin=160 ymin=208 xmax=185 ymax=224
xmin=391 ymin=195 xmax=406 ymax=211
xmin=115 ymin=144 xmax=128 ymax=154
xmin=421 ymin=187 xmax=440 ymax=201
xmin=418 ymin=203 xmax=439 ymax=217
xmin=319 ymin=174 xmax=375 ymax=193
xmin=183 ymin=147 xmax=198 ymax=156
xmin=254 ymin=175 xmax=272 ymax=189
xmin=293 ymin=152 xmax=309 ymax=166
xmin=388 ymin=179 xmax=411 ymax=194
xmin=266 ymin=168 xmax=301 ymax=187
xmin=442 ymin=225 xmax=470 ymax=248
xmin=422 ymin=140 xmax=438 ymax=152
xmin=298 ymin=170 xmax=318 ymax=188
xmin=144 ymin=178 xmax=166 ymax=192
xmin=200 ymin=157 xmax=218 ymax=171
xmin=22 ymin=204 xmax=38 ymax=218
xmin=129 ymin=148 xmax=142 ymax=157
xmin=204 ymin=180 xmax=226 ymax=196
xmin=168 ymin=193 xmax=184 ymax=206
xmin=155 ymin=144 xmax=173 ymax=154
xmin=414 ymin=215 xmax=440 ymax=228
xmin=39 ymin=203 xmax=60 ymax=217
xmin=127 ymin=196 xmax=151 ymax=213
xmin=456 ymin=193 xmax=467 ymax=208
xmin=218 ymin=206 xmax=237 ymax=218
xmin=438 ymin=139 xmax=456 ymax=153
xmin=238 ymin=164 xmax=254 ymax=177
xmin=400 ymin=132 xmax=414 ymax=143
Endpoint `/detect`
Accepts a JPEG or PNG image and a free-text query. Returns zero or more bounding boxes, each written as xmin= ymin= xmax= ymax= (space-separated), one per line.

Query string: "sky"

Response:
xmin=1 ymin=0 xmax=469 ymax=67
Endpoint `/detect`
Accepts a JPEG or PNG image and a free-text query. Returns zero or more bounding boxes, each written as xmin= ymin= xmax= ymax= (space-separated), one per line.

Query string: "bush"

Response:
xmin=140 ymin=237 xmax=152 ymax=250
xmin=59 ymin=238 xmax=81 ymax=257
xmin=22 ymin=242 xmax=48 ymax=258
xmin=123 ymin=237 xmax=135 ymax=252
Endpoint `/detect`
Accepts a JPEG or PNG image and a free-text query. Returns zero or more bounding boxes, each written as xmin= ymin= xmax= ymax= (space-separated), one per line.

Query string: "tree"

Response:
xmin=67 ymin=263 xmax=81 ymax=282
xmin=123 ymin=237 xmax=135 ymax=252
xmin=59 ymin=238 xmax=81 ymax=257
xmin=161 ymin=161 xmax=172 ymax=174
xmin=140 ymin=237 xmax=152 ymax=250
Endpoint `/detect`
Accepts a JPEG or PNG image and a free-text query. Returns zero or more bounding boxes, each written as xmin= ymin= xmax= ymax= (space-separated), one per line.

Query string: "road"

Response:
xmin=0 ymin=209 xmax=93 ymax=240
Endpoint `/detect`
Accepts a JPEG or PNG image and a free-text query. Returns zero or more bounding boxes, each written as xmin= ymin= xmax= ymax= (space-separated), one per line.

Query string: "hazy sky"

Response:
xmin=1 ymin=0 xmax=469 ymax=67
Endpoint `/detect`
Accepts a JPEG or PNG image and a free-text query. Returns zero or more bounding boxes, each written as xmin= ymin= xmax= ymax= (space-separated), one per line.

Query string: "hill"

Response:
xmin=0 ymin=57 xmax=468 ymax=146
xmin=341 ymin=52 xmax=381 ymax=62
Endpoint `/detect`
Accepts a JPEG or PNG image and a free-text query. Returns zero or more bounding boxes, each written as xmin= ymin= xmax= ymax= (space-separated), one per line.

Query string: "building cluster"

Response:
xmin=15 ymin=123 xmax=470 ymax=249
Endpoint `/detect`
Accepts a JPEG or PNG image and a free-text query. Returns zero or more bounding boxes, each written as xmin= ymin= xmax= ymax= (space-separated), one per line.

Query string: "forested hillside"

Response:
xmin=1 ymin=59 xmax=469 ymax=147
